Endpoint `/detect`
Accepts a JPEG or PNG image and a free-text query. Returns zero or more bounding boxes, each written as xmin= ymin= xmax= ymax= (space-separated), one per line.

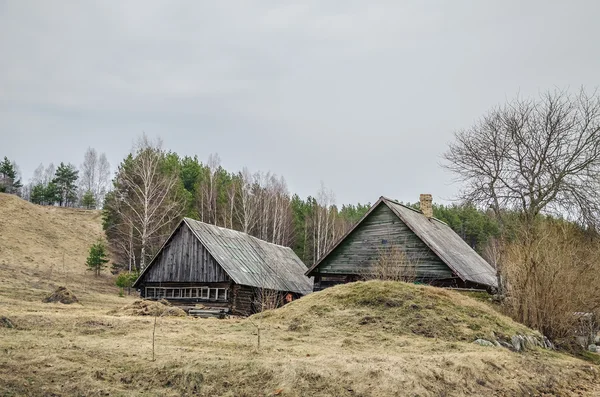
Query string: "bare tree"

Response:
xmin=81 ymin=147 xmax=98 ymax=194
xmin=80 ymin=148 xmax=111 ymax=208
xmin=315 ymin=182 xmax=336 ymax=260
xmin=96 ymin=153 xmax=111 ymax=207
xmin=444 ymin=88 xmax=600 ymax=228
xmin=203 ymin=153 xmax=221 ymax=225
xmin=115 ymin=136 xmax=185 ymax=270
xmin=43 ymin=163 xmax=55 ymax=186
xmin=235 ymin=167 xmax=258 ymax=233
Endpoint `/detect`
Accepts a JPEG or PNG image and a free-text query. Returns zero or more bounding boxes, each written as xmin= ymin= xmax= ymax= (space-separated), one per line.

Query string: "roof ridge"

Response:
xmin=183 ymin=217 xmax=292 ymax=249
xmin=380 ymin=197 xmax=448 ymax=226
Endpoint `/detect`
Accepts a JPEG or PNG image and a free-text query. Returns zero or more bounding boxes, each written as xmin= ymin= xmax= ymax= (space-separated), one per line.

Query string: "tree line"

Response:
xmin=101 ymin=136 xmax=378 ymax=272
xmin=1 ymin=148 xmax=111 ymax=209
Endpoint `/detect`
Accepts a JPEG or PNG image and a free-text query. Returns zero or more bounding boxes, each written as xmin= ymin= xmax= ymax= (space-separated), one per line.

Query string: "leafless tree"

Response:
xmin=235 ymin=167 xmax=259 ymax=233
xmin=314 ymin=182 xmax=336 ymax=260
xmin=444 ymin=88 xmax=600 ymax=228
xmin=43 ymin=163 xmax=55 ymax=186
xmin=80 ymin=148 xmax=111 ymax=208
xmin=115 ymin=135 xmax=185 ymax=270
xmin=81 ymin=147 xmax=98 ymax=194
xmin=96 ymin=153 xmax=111 ymax=207
xmin=202 ymin=153 xmax=221 ymax=225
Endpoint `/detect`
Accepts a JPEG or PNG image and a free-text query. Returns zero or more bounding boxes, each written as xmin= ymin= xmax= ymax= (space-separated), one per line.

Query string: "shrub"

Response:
xmin=363 ymin=245 xmax=417 ymax=282
xmin=115 ymin=271 xmax=139 ymax=295
xmin=501 ymin=220 xmax=600 ymax=343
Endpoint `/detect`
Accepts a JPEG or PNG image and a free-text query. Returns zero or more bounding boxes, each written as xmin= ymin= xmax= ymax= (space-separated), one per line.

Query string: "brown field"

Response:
xmin=0 ymin=193 xmax=599 ymax=396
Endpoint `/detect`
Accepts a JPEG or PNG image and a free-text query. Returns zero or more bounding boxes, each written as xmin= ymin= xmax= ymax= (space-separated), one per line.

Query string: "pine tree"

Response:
xmin=53 ymin=162 xmax=79 ymax=206
xmin=85 ymin=242 xmax=109 ymax=276
xmin=0 ymin=156 xmax=22 ymax=195
xmin=81 ymin=190 xmax=96 ymax=209
xmin=30 ymin=184 xmax=45 ymax=204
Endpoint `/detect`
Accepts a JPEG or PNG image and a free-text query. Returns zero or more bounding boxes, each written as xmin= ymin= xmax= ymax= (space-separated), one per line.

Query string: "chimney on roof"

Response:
xmin=420 ymin=194 xmax=433 ymax=218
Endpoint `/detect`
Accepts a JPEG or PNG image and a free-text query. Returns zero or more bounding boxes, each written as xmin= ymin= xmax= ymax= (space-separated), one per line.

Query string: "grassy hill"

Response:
xmin=0 ymin=193 xmax=598 ymax=396
xmin=0 ymin=192 xmax=117 ymax=302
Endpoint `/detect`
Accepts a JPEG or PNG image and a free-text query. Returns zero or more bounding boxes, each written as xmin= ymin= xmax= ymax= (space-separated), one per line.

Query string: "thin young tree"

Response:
xmin=86 ymin=241 xmax=110 ymax=276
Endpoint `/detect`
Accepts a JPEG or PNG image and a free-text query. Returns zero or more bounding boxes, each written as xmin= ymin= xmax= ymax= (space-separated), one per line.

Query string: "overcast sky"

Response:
xmin=1 ymin=1 xmax=599 ymax=206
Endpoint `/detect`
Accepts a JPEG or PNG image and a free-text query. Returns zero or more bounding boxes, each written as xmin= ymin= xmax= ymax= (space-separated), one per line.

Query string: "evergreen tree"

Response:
xmin=0 ymin=156 xmax=22 ymax=195
xmin=53 ymin=162 xmax=79 ymax=206
xmin=85 ymin=241 xmax=110 ymax=276
xmin=44 ymin=182 xmax=60 ymax=205
xmin=81 ymin=190 xmax=96 ymax=209
xmin=30 ymin=184 xmax=45 ymax=204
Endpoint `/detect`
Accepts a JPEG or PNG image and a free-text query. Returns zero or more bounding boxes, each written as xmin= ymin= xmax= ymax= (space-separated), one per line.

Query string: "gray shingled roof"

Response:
xmin=381 ymin=198 xmax=498 ymax=288
xmin=182 ymin=218 xmax=313 ymax=295
xmin=306 ymin=197 xmax=498 ymax=289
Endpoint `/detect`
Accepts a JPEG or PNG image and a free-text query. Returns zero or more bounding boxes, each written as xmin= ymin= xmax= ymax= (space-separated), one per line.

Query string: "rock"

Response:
xmin=499 ymin=341 xmax=513 ymax=349
xmin=588 ymin=344 xmax=598 ymax=353
xmin=524 ymin=336 xmax=538 ymax=349
xmin=511 ymin=335 xmax=524 ymax=352
xmin=473 ymin=339 xmax=495 ymax=347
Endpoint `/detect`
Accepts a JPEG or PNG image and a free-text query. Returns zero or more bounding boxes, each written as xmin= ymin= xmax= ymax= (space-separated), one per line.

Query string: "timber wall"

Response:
xmin=314 ymin=204 xmax=454 ymax=281
xmin=142 ymin=224 xmax=229 ymax=283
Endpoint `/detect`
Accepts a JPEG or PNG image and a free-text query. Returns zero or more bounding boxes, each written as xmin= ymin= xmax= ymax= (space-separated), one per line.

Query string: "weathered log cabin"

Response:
xmin=306 ymin=195 xmax=498 ymax=291
xmin=133 ymin=218 xmax=313 ymax=316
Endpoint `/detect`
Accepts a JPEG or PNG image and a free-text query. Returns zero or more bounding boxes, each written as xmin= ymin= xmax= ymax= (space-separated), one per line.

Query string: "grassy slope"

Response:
xmin=0 ymin=193 xmax=598 ymax=396
xmin=0 ymin=192 xmax=117 ymax=301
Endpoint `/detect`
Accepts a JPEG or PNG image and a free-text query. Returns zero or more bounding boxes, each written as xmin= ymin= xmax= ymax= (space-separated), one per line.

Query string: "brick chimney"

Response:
xmin=420 ymin=194 xmax=433 ymax=218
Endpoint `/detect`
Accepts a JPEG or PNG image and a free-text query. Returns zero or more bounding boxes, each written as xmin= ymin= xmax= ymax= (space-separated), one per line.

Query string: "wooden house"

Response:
xmin=133 ymin=218 xmax=313 ymax=316
xmin=306 ymin=195 xmax=498 ymax=291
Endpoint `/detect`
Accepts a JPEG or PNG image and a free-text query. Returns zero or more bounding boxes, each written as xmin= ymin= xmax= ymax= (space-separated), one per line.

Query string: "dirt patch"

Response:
xmin=43 ymin=286 xmax=79 ymax=304
xmin=0 ymin=316 xmax=15 ymax=328
xmin=110 ymin=300 xmax=186 ymax=317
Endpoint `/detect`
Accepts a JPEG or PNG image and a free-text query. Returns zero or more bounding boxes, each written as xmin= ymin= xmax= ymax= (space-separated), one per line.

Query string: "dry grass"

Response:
xmin=0 ymin=193 xmax=118 ymax=301
xmin=1 ymin=193 xmax=599 ymax=396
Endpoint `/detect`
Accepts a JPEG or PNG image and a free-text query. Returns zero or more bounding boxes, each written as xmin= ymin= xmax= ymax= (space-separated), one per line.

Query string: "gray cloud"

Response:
xmin=1 ymin=1 xmax=599 ymax=205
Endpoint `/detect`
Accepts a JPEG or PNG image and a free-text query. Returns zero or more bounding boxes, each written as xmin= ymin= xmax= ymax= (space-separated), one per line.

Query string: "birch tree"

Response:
xmin=113 ymin=136 xmax=185 ymax=270
xmin=235 ymin=167 xmax=259 ymax=233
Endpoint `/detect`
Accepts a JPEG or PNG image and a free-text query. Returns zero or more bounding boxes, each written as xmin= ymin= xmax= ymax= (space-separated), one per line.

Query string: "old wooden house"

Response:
xmin=306 ymin=195 xmax=498 ymax=291
xmin=133 ymin=218 xmax=313 ymax=316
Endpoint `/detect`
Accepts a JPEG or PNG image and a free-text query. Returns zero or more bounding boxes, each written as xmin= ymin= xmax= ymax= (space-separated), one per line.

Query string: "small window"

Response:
xmin=209 ymin=289 xmax=217 ymax=300
xmin=381 ymin=239 xmax=388 ymax=245
xmin=201 ymin=287 xmax=209 ymax=299
xmin=217 ymin=289 xmax=227 ymax=301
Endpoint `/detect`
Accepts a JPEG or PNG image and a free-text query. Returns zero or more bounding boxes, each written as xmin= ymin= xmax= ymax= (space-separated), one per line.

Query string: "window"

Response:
xmin=217 ymin=288 xmax=227 ymax=301
xmin=209 ymin=289 xmax=217 ymax=300
xmin=201 ymin=287 xmax=209 ymax=299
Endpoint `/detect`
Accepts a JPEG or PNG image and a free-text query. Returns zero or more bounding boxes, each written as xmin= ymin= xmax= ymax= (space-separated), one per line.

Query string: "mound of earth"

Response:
xmin=255 ymin=280 xmax=547 ymax=349
xmin=110 ymin=299 xmax=186 ymax=317
xmin=43 ymin=286 xmax=79 ymax=304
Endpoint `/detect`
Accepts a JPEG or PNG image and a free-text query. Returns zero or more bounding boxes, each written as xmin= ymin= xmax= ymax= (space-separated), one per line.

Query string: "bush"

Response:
xmin=115 ymin=271 xmax=139 ymax=295
xmin=501 ymin=220 xmax=600 ymax=343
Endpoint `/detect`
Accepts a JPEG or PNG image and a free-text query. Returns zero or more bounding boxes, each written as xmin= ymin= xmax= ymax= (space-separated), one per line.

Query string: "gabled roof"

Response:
xmin=306 ymin=197 xmax=498 ymax=289
xmin=134 ymin=218 xmax=313 ymax=295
